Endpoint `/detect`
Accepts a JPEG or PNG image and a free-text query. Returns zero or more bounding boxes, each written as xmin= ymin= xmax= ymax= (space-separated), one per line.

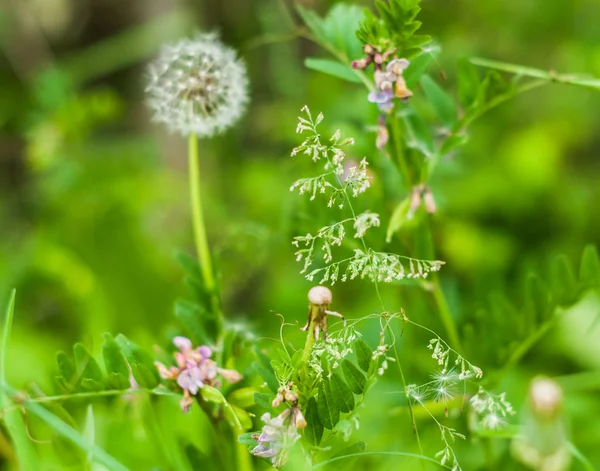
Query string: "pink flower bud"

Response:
xmin=308 ymin=286 xmax=332 ymax=305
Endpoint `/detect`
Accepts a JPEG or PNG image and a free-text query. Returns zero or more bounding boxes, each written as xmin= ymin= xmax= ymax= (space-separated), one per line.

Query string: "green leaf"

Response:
xmin=341 ymin=359 xmax=366 ymax=395
xmin=297 ymin=4 xmax=364 ymax=59
xmin=420 ymin=75 xmax=457 ymax=128
xmin=402 ymin=110 xmax=435 ymax=157
xmin=115 ymin=334 xmax=159 ymax=388
xmin=202 ymin=384 xmax=225 ymax=404
xmin=253 ymin=392 xmax=273 ymax=409
xmin=224 ymin=404 xmax=253 ymax=431
xmin=1 ymin=290 xmax=39 ymax=470
xmin=579 ymin=245 xmax=600 ymax=288
xmin=354 ymin=339 xmax=373 ymax=373
xmin=330 ymin=373 xmax=355 ymax=413
xmin=332 ymin=441 xmax=366 ymax=459
xmin=238 ymin=432 xmax=260 ymax=446
xmin=130 ymin=363 xmax=159 ymax=389
xmin=228 ymin=387 xmax=259 ymax=409
xmin=56 ymin=351 xmax=77 ymax=391
xmin=4 ymin=383 xmax=130 ymax=471
xmin=304 ymin=58 xmax=363 ymax=83
xmin=102 ymin=333 xmax=130 ymax=389
xmin=439 ymin=133 xmax=469 ymax=156
xmin=304 ymin=397 xmax=324 ymax=445
xmin=457 ymin=57 xmax=481 ymax=108
xmin=524 ymin=273 xmax=551 ymax=325
xmin=73 ymin=344 xmax=104 ymax=391
xmin=386 ymin=196 xmax=412 ymax=243
xmin=550 ymin=254 xmax=578 ymax=306
xmin=403 ymin=46 xmax=441 ymax=88
xmin=317 ymin=381 xmax=339 ymax=430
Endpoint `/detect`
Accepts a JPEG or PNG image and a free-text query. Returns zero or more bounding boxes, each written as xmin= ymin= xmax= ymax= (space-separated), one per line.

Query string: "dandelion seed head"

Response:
xmin=146 ymin=32 xmax=249 ymax=137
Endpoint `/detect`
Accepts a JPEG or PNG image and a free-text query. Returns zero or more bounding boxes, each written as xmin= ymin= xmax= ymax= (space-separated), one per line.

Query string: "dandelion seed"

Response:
xmin=146 ymin=33 xmax=249 ymax=137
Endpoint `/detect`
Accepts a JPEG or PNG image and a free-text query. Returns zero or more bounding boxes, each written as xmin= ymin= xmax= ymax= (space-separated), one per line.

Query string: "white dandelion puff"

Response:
xmin=146 ymin=32 xmax=249 ymax=137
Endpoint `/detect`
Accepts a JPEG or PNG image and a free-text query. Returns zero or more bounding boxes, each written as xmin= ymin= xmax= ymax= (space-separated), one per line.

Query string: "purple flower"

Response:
xmin=176 ymin=366 xmax=204 ymax=395
xmin=368 ymin=89 xmax=394 ymax=111
xmin=251 ymin=411 xmax=300 ymax=468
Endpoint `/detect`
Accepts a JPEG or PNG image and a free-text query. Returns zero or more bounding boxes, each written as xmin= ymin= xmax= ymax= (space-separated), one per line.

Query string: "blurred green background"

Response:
xmin=1 ymin=0 xmax=599 ymax=469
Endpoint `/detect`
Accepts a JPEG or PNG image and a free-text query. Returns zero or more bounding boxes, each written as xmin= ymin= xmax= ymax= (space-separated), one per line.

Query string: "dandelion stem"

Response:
xmin=188 ymin=133 xmax=222 ymax=333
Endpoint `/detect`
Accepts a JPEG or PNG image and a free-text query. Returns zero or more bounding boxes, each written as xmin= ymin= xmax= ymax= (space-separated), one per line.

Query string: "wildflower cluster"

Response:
xmin=470 ymin=387 xmax=516 ymax=430
xmin=308 ymin=325 xmax=358 ymax=378
xmin=155 ymin=336 xmax=242 ymax=412
xmin=291 ymin=107 xmax=444 ymax=285
xmin=251 ymin=383 xmax=305 ymax=468
xmin=146 ymin=33 xmax=249 ymax=137
xmin=351 ymin=44 xmax=413 ymax=111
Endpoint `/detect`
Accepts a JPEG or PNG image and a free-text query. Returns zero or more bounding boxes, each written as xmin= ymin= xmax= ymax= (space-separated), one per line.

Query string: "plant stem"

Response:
xmin=301 ymin=304 xmax=318 ymax=364
xmin=431 ymin=279 xmax=463 ymax=353
xmin=188 ymin=133 xmax=223 ymax=333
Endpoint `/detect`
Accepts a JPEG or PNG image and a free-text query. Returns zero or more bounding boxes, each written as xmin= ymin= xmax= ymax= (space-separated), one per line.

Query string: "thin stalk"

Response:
xmin=188 ymin=133 xmax=223 ymax=333
xmin=431 ymin=280 xmax=462 ymax=353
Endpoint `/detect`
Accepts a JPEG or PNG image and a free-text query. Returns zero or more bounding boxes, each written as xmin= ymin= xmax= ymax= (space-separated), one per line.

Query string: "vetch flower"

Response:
xmin=155 ymin=336 xmax=243 ymax=412
xmin=146 ymin=32 xmax=249 ymax=137
xmin=251 ymin=410 xmax=302 ymax=468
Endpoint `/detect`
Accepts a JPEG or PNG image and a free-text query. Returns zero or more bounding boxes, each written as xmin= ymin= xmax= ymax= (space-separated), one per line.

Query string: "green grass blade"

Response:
xmin=312 ymin=451 xmax=449 ymax=469
xmin=2 ymin=383 xmax=130 ymax=471
xmin=1 ymin=290 xmax=38 ymax=470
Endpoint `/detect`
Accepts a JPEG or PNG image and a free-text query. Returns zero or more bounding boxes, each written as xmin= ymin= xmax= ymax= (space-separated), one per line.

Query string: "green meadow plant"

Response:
xmin=2 ymin=1 xmax=600 ymax=471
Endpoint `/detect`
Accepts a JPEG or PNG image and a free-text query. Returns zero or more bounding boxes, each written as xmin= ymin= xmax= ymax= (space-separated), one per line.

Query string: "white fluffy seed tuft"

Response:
xmin=146 ymin=32 xmax=249 ymax=137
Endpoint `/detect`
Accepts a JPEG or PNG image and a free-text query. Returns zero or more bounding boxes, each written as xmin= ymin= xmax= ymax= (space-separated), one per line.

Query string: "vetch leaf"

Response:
xmin=550 ymin=254 xmax=578 ymax=306
xmin=130 ymin=363 xmax=159 ymax=389
xmin=330 ymin=373 xmax=355 ymax=413
xmin=386 ymin=196 xmax=412 ymax=243
xmin=579 ymin=245 xmax=600 ymax=288
xmin=174 ymin=300 xmax=208 ymax=345
xmin=341 ymin=359 xmax=366 ymax=395
xmin=73 ymin=344 xmax=105 ymax=390
xmin=421 ymin=75 xmax=457 ymax=128
xmin=56 ymin=351 xmax=77 ymax=391
xmin=317 ymin=381 xmax=339 ymax=430
xmin=305 ymin=58 xmax=362 ymax=83
xmin=304 ymin=397 xmax=323 ymax=445
xmin=102 ymin=333 xmax=130 ymax=389
xmin=201 ymin=384 xmax=225 ymax=404
xmin=253 ymin=392 xmax=272 ymax=410
xmin=354 ymin=339 xmax=373 ymax=373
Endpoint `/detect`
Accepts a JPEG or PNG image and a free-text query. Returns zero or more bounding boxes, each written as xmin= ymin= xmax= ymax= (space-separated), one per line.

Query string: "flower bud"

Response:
xmin=292 ymin=407 xmax=307 ymax=429
xmin=308 ymin=286 xmax=332 ymax=306
xmin=272 ymin=394 xmax=283 ymax=408
xmin=530 ymin=377 xmax=563 ymax=420
xmin=284 ymin=391 xmax=298 ymax=404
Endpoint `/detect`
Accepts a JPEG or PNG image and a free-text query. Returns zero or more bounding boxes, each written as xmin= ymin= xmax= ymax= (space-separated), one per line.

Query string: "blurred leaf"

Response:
xmin=202 ymin=384 xmax=225 ymax=404
xmin=354 ymin=339 xmax=373 ymax=373
xmin=330 ymin=372 xmax=355 ymax=413
xmin=4 ymin=383 xmax=130 ymax=471
xmin=402 ymin=110 xmax=435 ymax=157
xmin=386 ymin=196 xmax=412 ymax=242
xmin=579 ymin=245 xmax=600 ymax=288
xmin=74 ymin=343 xmax=105 ymax=391
xmin=304 ymin=397 xmax=324 ymax=445
xmin=228 ymin=387 xmax=259 ymax=409
xmin=404 ymin=46 xmax=440 ymax=88
xmin=224 ymin=404 xmax=253 ymax=431
xmin=332 ymin=441 xmax=366 ymax=459
xmin=305 ymin=58 xmax=363 ymax=83
xmin=56 ymin=351 xmax=77 ymax=392
xmin=115 ymin=334 xmax=159 ymax=388
xmin=253 ymin=392 xmax=272 ymax=409
xmin=102 ymin=333 xmax=130 ymax=390
xmin=341 ymin=359 xmax=366 ymax=395
xmin=238 ymin=432 xmax=259 ymax=446
xmin=174 ymin=300 xmax=208 ymax=345
xmin=439 ymin=133 xmax=469 ymax=156
xmin=457 ymin=57 xmax=481 ymax=108
xmin=1 ymin=291 xmax=39 ymax=470
xmin=317 ymin=381 xmax=339 ymax=430
xmin=550 ymin=255 xmax=578 ymax=306
xmin=420 ymin=75 xmax=457 ymax=128
xmin=297 ymin=4 xmax=364 ymax=59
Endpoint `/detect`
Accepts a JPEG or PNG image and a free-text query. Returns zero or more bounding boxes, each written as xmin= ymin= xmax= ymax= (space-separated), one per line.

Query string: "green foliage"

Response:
xmin=357 ymin=0 xmax=431 ymax=57
xmin=464 ymin=245 xmax=600 ymax=367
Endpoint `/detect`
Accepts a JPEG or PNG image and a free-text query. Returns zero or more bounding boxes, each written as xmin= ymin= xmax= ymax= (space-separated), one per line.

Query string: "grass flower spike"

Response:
xmin=146 ymin=32 xmax=249 ymax=137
